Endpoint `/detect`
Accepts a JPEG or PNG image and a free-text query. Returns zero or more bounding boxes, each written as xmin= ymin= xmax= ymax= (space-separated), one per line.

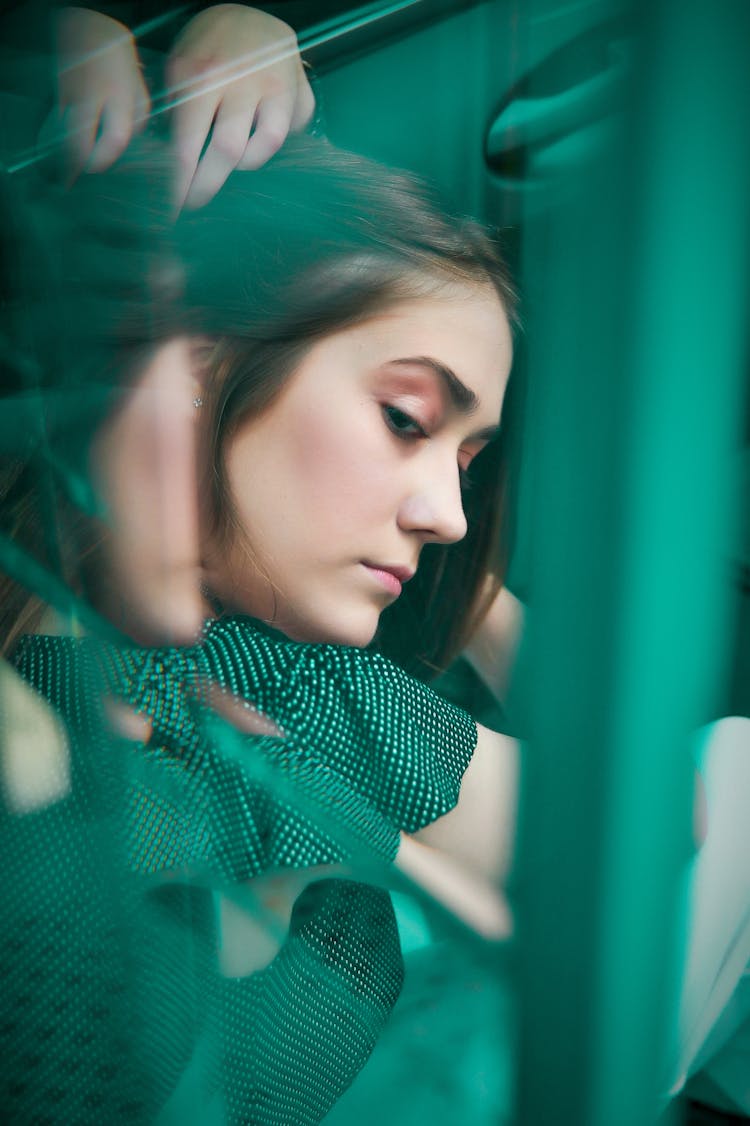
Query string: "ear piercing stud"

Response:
xmin=193 ymin=396 xmax=204 ymax=409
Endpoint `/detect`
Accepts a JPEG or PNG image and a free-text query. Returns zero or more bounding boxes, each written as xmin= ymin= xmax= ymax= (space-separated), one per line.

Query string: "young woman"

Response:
xmin=1 ymin=137 xmax=519 ymax=1123
xmin=4 ymin=135 xmax=748 ymax=1125
xmin=177 ymin=134 xmax=521 ymax=883
xmin=108 ymin=138 xmax=750 ymax=1124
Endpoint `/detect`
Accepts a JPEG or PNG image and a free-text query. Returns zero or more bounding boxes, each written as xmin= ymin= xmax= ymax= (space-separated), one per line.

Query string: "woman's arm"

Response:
xmin=395 ymin=828 xmax=513 ymax=940
xmin=413 ymin=722 xmax=519 ymax=886
xmin=463 ymin=583 xmax=525 ymax=706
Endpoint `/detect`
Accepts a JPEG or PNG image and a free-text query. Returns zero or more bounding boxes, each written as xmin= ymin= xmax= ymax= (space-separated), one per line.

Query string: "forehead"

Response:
xmin=349 ymin=285 xmax=512 ymax=415
xmin=286 ymin=283 xmax=509 ymax=398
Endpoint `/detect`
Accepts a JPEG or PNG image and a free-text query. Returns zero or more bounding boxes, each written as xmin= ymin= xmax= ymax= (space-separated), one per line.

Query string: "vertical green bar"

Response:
xmin=514 ymin=3 xmax=750 ymax=1124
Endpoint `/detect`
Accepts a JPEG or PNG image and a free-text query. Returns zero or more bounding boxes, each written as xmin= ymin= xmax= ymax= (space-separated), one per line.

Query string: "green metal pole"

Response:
xmin=514 ymin=2 xmax=750 ymax=1123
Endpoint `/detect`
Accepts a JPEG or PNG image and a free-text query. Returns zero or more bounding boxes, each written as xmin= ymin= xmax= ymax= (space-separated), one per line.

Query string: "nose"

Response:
xmin=397 ymin=460 xmax=468 ymax=545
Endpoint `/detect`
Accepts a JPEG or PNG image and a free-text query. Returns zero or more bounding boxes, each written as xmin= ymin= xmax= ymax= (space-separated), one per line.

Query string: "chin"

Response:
xmin=282 ymin=606 xmax=380 ymax=649
xmin=329 ymin=622 xmax=378 ymax=649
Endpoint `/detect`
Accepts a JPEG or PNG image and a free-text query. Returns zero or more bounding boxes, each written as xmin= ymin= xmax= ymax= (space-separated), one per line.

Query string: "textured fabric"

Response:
xmin=197 ymin=616 xmax=478 ymax=833
xmin=219 ymin=879 xmax=403 ymax=1125
xmin=4 ymin=617 xmax=477 ymax=1123
xmin=0 ymin=725 xmax=211 ymax=1122
xmin=0 ymin=794 xmax=401 ymax=1124
xmin=13 ymin=615 xmax=478 ymax=879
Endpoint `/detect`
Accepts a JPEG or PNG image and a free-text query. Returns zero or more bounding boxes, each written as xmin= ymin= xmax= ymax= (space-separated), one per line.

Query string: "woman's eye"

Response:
xmin=382 ymin=405 xmax=427 ymax=439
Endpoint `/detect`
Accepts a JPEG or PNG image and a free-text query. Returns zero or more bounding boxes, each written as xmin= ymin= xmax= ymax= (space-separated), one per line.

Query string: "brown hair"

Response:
xmin=175 ymin=138 xmax=518 ymax=678
xmin=1 ymin=137 xmax=517 ymax=675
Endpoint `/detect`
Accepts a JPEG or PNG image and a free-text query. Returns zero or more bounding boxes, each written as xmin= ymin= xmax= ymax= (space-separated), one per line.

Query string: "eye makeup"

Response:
xmin=389 ymin=356 xmax=479 ymax=415
xmin=375 ymin=364 xmax=445 ymax=432
xmin=381 ymin=405 xmax=427 ymax=439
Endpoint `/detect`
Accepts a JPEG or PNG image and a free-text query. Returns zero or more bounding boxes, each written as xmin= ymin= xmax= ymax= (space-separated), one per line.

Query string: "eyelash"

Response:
xmin=382 ymin=404 xmax=427 ymax=439
xmin=383 ymin=405 xmax=474 ymax=491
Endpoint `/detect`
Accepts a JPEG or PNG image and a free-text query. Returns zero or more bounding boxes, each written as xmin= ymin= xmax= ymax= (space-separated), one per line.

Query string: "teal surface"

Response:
xmin=3 ymin=1 xmax=750 ymax=1123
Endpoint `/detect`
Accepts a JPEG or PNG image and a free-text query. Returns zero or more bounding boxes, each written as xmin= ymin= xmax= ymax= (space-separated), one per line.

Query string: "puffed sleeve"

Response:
xmin=12 ymin=633 xmax=400 ymax=881
xmin=200 ymin=615 xmax=478 ymax=833
xmin=98 ymin=637 xmax=404 ymax=879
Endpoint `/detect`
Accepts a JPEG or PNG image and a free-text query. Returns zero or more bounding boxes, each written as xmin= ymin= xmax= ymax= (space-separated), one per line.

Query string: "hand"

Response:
xmin=55 ymin=7 xmax=151 ymax=178
xmin=90 ymin=338 xmax=206 ymax=648
xmin=0 ymin=658 xmax=70 ymax=813
xmin=167 ymin=5 xmax=315 ymax=210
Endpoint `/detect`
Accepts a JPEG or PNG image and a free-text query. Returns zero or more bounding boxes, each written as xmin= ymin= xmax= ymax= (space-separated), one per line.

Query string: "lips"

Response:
xmin=372 ymin=564 xmax=415 ymax=584
xmin=361 ymin=562 xmax=416 ymax=597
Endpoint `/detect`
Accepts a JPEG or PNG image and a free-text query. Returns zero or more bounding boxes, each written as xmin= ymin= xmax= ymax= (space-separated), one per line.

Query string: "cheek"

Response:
xmin=226 ymin=396 xmax=397 ymax=566
xmin=284 ymin=401 xmax=395 ymax=522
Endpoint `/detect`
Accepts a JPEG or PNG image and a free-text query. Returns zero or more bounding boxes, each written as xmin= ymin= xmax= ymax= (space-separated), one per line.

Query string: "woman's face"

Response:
xmin=202 ymin=284 xmax=513 ymax=646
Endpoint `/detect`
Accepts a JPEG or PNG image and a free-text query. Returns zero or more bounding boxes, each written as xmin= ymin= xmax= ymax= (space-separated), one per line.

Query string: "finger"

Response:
xmin=207 ymin=682 xmax=282 ymax=738
xmin=172 ymin=83 xmax=221 ymax=210
xmin=237 ymin=92 xmax=294 ymax=171
xmin=289 ymin=65 xmax=316 ymax=133
xmin=1 ymin=660 xmax=70 ymax=812
xmin=182 ymin=98 xmax=256 ymax=210
xmin=62 ymin=97 xmax=103 ymax=180
xmin=105 ymin=697 xmax=154 ymax=744
xmin=87 ymin=95 xmax=136 ymax=171
xmin=132 ymin=75 xmax=152 ymax=135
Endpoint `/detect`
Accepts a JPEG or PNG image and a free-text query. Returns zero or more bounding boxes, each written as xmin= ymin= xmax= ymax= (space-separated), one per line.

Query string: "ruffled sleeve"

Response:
xmin=200 ymin=615 xmax=478 ymax=833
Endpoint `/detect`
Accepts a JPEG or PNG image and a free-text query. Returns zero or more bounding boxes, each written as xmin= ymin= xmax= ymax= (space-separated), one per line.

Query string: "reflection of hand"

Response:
xmin=55 ymin=7 xmax=151 ymax=178
xmin=0 ymin=658 xmax=70 ymax=813
xmin=90 ymin=339 xmax=205 ymax=649
xmin=168 ymin=5 xmax=315 ymax=210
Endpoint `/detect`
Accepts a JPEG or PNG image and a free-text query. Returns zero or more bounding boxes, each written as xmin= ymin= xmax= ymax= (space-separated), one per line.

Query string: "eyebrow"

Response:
xmin=390 ymin=356 xmax=500 ymax=440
